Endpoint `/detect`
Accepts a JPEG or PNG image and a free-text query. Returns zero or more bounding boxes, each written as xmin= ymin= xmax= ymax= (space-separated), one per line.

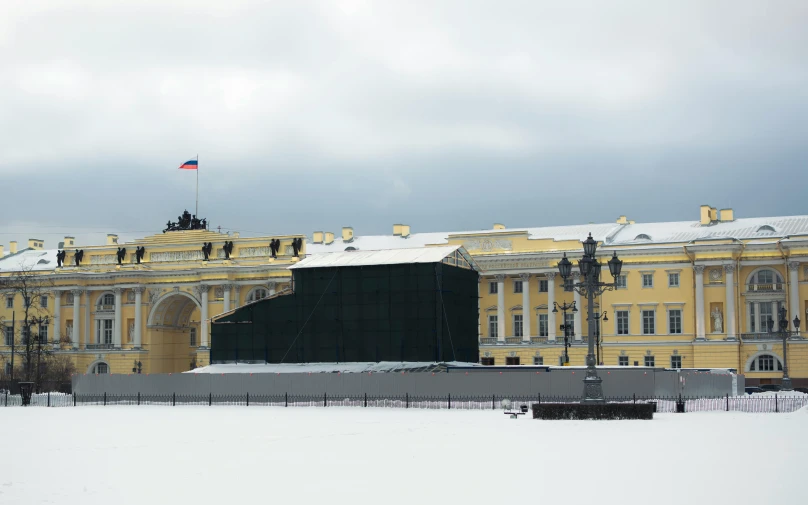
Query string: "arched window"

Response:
xmin=634 ymin=234 xmax=652 ymax=241
xmin=101 ymin=293 xmax=114 ymax=306
xmin=246 ymin=288 xmax=268 ymax=303
xmin=748 ymin=268 xmax=784 ymax=290
xmin=748 ymin=354 xmax=783 ymax=372
xmin=91 ymin=362 xmax=109 ymax=374
xmin=756 ymin=225 xmax=776 ymax=234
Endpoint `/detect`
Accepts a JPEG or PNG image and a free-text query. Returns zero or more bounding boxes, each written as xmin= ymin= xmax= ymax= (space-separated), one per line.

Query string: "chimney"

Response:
xmin=64 ymin=236 xmax=75 ymax=248
xmin=719 ymin=208 xmax=734 ymax=222
xmin=324 ymin=232 xmax=335 ymax=245
xmin=312 ymin=231 xmax=324 ymax=244
xmin=106 ymin=234 xmax=118 ymax=245
xmin=9 ymin=241 xmax=17 ymax=254
xmin=709 ymin=207 xmax=718 ymax=222
xmin=28 ymin=239 xmax=44 ymax=250
xmin=342 ymin=226 xmax=354 ymax=243
xmin=393 ymin=224 xmax=403 ymax=236
xmin=400 ymin=224 xmax=410 ymax=238
xmin=0 ymin=245 xmax=4 ymax=256
xmin=700 ymin=205 xmax=712 ymax=225
xmin=493 ymin=223 xmax=506 ymax=230
xmin=616 ymin=216 xmax=628 ymax=224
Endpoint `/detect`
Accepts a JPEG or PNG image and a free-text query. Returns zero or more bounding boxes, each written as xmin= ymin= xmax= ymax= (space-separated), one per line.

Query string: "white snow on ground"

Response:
xmin=1 ymin=407 xmax=805 ymax=505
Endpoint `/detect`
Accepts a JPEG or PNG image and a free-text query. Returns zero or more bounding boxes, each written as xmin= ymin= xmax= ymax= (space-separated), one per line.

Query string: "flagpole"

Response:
xmin=195 ymin=154 xmax=199 ymax=218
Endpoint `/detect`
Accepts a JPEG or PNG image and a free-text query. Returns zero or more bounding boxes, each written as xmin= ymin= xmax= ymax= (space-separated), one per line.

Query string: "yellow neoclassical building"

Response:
xmin=307 ymin=206 xmax=808 ymax=386
xmin=0 ymin=217 xmax=304 ymax=376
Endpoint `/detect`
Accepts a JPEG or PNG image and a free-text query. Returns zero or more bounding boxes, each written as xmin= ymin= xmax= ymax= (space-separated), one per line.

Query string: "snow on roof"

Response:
xmin=0 ymin=248 xmax=58 ymax=273
xmin=308 ymin=215 xmax=808 ymax=252
xmin=290 ymin=245 xmax=476 ymax=270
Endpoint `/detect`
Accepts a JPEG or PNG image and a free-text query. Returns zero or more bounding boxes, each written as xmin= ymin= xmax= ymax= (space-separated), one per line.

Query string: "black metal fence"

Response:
xmin=2 ymin=391 xmax=806 ymax=413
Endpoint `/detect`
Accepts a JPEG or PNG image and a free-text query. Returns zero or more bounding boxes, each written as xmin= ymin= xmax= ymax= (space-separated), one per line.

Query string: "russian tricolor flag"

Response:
xmin=179 ymin=159 xmax=198 ymax=170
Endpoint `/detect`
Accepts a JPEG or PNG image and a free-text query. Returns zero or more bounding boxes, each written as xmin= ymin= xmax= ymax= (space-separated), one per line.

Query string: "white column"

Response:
xmin=197 ymin=285 xmax=210 ymax=348
xmin=113 ymin=288 xmax=123 ymax=348
xmin=789 ymin=262 xmax=800 ymax=334
xmin=233 ymin=285 xmax=240 ymax=309
xmin=754 ymin=301 xmax=761 ymax=333
xmin=724 ymin=264 xmax=736 ymax=340
xmin=53 ymin=291 xmax=62 ymax=345
xmin=133 ymin=287 xmax=144 ymax=349
xmin=520 ymin=273 xmax=531 ymax=342
xmin=223 ymin=284 xmax=232 ymax=313
xmin=495 ymin=274 xmax=505 ymax=342
xmin=477 ymin=278 xmax=482 ymax=339
xmin=71 ymin=289 xmax=81 ymax=349
xmin=268 ymin=281 xmax=277 ymax=297
xmin=84 ymin=289 xmax=91 ymax=349
xmin=695 ymin=265 xmax=706 ymax=339
xmin=573 ymin=275 xmax=583 ymax=341
xmin=547 ymin=273 xmax=557 ymax=341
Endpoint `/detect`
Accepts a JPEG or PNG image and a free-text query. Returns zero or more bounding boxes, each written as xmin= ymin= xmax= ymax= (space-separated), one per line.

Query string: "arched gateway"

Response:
xmin=146 ymin=290 xmax=202 ymax=373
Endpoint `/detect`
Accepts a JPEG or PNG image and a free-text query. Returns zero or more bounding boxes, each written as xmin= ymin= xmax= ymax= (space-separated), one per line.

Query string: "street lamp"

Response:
xmin=778 ymin=307 xmax=797 ymax=391
xmin=557 ymin=234 xmax=623 ymax=403
xmin=553 ymin=301 xmax=577 ymax=365
xmin=593 ymin=311 xmax=608 ymax=366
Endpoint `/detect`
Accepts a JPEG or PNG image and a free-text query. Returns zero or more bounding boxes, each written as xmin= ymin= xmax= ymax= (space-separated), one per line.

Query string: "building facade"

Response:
xmin=0 ymin=221 xmax=304 ymax=375
xmin=308 ymin=206 xmax=808 ymax=386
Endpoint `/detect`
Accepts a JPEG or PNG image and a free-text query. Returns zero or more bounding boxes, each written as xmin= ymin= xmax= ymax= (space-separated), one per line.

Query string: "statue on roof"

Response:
xmin=135 ymin=246 xmax=146 ymax=264
xmin=74 ymin=249 xmax=84 ymax=266
xmin=56 ymin=250 xmax=66 ymax=268
xmin=269 ymin=239 xmax=280 ymax=258
xmin=163 ymin=210 xmax=208 ymax=232
xmin=116 ymin=247 xmax=127 ymax=265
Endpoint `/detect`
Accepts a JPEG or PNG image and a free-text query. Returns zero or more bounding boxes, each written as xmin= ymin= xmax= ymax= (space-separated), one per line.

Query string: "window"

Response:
xmin=21 ymin=326 xmax=30 ymax=344
xmin=760 ymin=302 xmax=774 ymax=332
xmin=644 ymin=355 xmax=655 ymax=367
xmin=24 ymin=296 xmax=31 ymax=308
xmin=98 ymin=320 xmax=113 ymax=344
xmin=481 ymin=357 xmax=495 ymax=366
xmin=563 ymin=278 xmax=574 ymax=292
xmin=4 ymin=362 xmax=11 ymax=375
xmin=488 ymin=315 xmax=498 ymax=337
xmin=538 ymin=314 xmax=548 ymax=337
xmin=4 ymin=325 xmax=12 ymax=346
xmin=642 ymin=273 xmax=653 ymax=288
xmin=190 ymin=328 xmax=197 ymax=346
xmin=642 ymin=310 xmax=655 ymax=335
xmin=615 ymin=275 xmax=627 ymax=289
xmin=101 ymin=293 xmax=114 ymax=306
xmin=247 ymin=288 xmax=268 ymax=303
xmin=563 ymin=313 xmax=575 ymax=338
xmin=616 ymin=310 xmax=629 ymax=335
xmin=750 ymin=354 xmax=782 ymax=372
xmin=533 ymin=356 xmax=544 ymax=365
xmin=505 ymin=357 xmax=520 ymax=365
xmin=489 ymin=282 xmax=498 ymax=295
xmin=5 ymin=296 xmax=12 ymax=309
xmin=538 ymin=280 xmax=548 ymax=293
xmin=39 ymin=325 xmax=48 ymax=344
xmin=618 ymin=356 xmax=629 ymax=366
xmin=91 ymin=362 xmax=109 ymax=374
xmin=513 ymin=280 xmax=523 ymax=294
xmin=668 ymin=272 xmax=679 ymax=287
xmin=513 ymin=314 xmax=523 ymax=337
xmin=668 ymin=309 xmax=682 ymax=334
xmin=40 ymin=295 xmax=48 ymax=308
xmin=670 ymin=355 xmax=682 ymax=369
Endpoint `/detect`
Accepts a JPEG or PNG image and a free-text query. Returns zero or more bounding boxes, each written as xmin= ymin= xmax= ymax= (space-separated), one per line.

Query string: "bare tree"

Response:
xmin=0 ymin=263 xmax=70 ymax=391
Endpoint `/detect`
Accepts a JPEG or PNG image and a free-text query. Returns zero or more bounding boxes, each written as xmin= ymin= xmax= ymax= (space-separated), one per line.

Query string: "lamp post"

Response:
xmin=557 ymin=234 xmax=623 ymax=403
xmin=778 ymin=307 xmax=798 ymax=391
xmin=593 ymin=311 xmax=608 ymax=366
xmin=29 ymin=315 xmax=49 ymax=392
xmin=553 ymin=301 xmax=576 ymax=365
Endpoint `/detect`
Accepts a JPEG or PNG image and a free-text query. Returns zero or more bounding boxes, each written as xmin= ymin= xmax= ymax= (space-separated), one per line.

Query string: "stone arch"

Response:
xmin=94 ymin=290 xmax=116 ymax=306
xmin=744 ymin=267 xmax=784 ymax=286
xmin=147 ymin=290 xmax=202 ymax=328
xmin=86 ymin=360 xmax=110 ymax=374
xmin=744 ymin=351 xmax=783 ymax=372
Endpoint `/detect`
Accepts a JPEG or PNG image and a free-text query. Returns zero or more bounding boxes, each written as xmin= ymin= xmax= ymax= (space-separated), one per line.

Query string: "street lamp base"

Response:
xmin=581 ymin=375 xmax=606 ymax=404
xmin=781 ymin=377 xmax=793 ymax=391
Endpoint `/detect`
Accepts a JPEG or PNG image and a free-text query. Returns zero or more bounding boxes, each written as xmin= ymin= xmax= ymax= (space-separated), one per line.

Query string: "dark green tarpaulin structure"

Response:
xmin=211 ymin=246 xmax=480 ymax=364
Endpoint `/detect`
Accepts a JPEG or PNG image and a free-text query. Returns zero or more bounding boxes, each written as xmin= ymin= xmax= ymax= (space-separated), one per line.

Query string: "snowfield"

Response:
xmin=1 ymin=407 xmax=806 ymax=505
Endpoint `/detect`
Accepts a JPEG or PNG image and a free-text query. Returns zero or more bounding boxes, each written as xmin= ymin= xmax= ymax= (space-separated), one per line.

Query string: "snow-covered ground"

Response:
xmin=1 ymin=407 xmax=805 ymax=505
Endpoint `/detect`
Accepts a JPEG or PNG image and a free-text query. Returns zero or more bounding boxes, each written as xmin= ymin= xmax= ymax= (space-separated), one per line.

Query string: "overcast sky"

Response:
xmin=1 ymin=0 xmax=807 ymax=248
